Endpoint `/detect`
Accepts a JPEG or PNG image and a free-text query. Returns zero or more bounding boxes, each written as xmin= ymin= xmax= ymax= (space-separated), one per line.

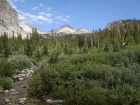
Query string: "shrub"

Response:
xmin=0 ymin=77 xmax=12 ymax=89
xmin=0 ymin=61 xmax=16 ymax=77
xmin=49 ymin=49 xmax=61 ymax=64
xmin=28 ymin=68 xmax=60 ymax=97
xmin=7 ymin=54 xmax=36 ymax=70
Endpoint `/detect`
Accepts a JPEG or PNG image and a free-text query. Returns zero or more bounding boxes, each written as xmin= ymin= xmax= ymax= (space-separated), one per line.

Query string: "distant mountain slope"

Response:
xmin=106 ymin=19 xmax=140 ymax=30
xmin=19 ymin=20 xmax=48 ymax=34
xmin=74 ymin=28 xmax=90 ymax=34
xmin=19 ymin=20 xmax=33 ymax=33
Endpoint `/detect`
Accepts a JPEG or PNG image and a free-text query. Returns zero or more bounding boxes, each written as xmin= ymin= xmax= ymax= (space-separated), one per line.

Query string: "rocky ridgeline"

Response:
xmin=0 ymin=67 xmax=63 ymax=105
xmin=0 ymin=0 xmax=27 ymax=38
xmin=0 ymin=0 xmax=18 ymax=27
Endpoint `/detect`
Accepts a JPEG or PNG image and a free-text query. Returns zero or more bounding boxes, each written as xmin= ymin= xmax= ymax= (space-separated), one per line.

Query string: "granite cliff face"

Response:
xmin=0 ymin=0 xmax=18 ymax=26
xmin=0 ymin=0 xmax=27 ymax=38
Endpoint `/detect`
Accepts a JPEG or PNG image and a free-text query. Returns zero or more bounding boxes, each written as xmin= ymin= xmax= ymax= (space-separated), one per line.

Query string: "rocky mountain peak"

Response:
xmin=53 ymin=24 xmax=90 ymax=35
xmin=0 ymin=0 xmax=18 ymax=27
xmin=0 ymin=0 xmax=27 ymax=38
xmin=60 ymin=24 xmax=75 ymax=30
xmin=74 ymin=28 xmax=90 ymax=34
xmin=54 ymin=24 xmax=76 ymax=34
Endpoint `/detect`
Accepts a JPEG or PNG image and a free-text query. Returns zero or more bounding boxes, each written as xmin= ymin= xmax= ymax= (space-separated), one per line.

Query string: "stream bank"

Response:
xmin=0 ymin=67 xmax=63 ymax=105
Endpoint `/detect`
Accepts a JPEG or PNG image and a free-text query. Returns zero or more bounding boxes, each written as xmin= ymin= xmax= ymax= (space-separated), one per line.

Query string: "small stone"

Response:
xmin=0 ymin=89 xmax=4 ymax=93
xmin=19 ymin=78 xmax=24 ymax=81
xmin=46 ymin=99 xmax=53 ymax=103
xmin=10 ymin=89 xmax=16 ymax=92
xmin=53 ymin=99 xmax=63 ymax=103
xmin=18 ymin=100 xmax=26 ymax=104
xmin=11 ymin=74 xmax=19 ymax=82
xmin=3 ymin=98 xmax=10 ymax=103
xmin=11 ymin=91 xmax=18 ymax=95
xmin=22 ymin=85 xmax=28 ymax=88
xmin=18 ymin=74 xmax=22 ymax=78
xmin=46 ymin=99 xmax=64 ymax=105
xmin=27 ymin=70 xmax=34 ymax=74
xmin=21 ymin=71 xmax=26 ymax=74
xmin=18 ymin=98 xmax=27 ymax=104
xmin=22 ymin=74 xmax=26 ymax=77
xmin=5 ymin=90 xmax=9 ymax=93
xmin=15 ymin=91 xmax=19 ymax=94
xmin=19 ymin=98 xmax=27 ymax=101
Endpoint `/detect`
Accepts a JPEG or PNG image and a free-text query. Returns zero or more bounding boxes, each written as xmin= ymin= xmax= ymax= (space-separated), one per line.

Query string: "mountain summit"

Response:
xmin=53 ymin=24 xmax=90 ymax=35
xmin=54 ymin=24 xmax=76 ymax=34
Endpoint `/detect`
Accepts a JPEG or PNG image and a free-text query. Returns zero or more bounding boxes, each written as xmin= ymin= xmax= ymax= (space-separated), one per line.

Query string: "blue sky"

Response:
xmin=7 ymin=0 xmax=140 ymax=31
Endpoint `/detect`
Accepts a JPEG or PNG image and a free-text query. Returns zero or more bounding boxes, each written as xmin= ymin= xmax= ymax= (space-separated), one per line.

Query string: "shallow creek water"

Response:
xmin=0 ymin=81 xmax=48 ymax=105
xmin=0 ymin=68 xmax=49 ymax=105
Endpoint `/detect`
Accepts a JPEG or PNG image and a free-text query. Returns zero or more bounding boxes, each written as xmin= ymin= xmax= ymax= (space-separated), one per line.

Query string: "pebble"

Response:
xmin=0 ymin=88 xmax=4 ymax=92
xmin=18 ymin=100 xmax=26 ymax=104
xmin=22 ymin=85 xmax=28 ymax=88
xmin=0 ymin=89 xmax=4 ymax=93
xmin=19 ymin=78 xmax=24 ymax=81
xmin=18 ymin=98 xmax=27 ymax=104
xmin=22 ymin=74 xmax=26 ymax=77
xmin=3 ymin=98 xmax=10 ymax=103
xmin=46 ymin=99 xmax=53 ymax=104
xmin=46 ymin=99 xmax=63 ymax=105
xmin=11 ymin=91 xmax=18 ymax=95
xmin=19 ymin=98 xmax=27 ymax=101
xmin=5 ymin=90 xmax=9 ymax=93
xmin=10 ymin=89 xmax=16 ymax=92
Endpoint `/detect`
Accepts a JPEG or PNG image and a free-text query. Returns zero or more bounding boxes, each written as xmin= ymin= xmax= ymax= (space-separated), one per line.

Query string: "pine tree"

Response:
xmin=97 ymin=29 xmax=101 ymax=49
xmin=90 ymin=35 xmax=94 ymax=49
xmin=17 ymin=33 xmax=22 ymax=41
xmin=104 ymin=43 xmax=109 ymax=52
xmin=35 ymin=49 xmax=41 ymax=60
xmin=26 ymin=35 xmax=32 ymax=56
xmin=93 ymin=29 xmax=96 ymax=48
xmin=43 ymin=45 xmax=49 ymax=55
xmin=133 ymin=19 xmax=140 ymax=44
xmin=64 ymin=45 xmax=69 ymax=54
xmin=3 ymin=32 xmax=10 ymax=57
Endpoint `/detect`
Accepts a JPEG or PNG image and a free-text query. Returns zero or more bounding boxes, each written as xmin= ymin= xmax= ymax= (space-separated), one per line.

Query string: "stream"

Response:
xmin=0 ymin=67 xmax=52 ymax=105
